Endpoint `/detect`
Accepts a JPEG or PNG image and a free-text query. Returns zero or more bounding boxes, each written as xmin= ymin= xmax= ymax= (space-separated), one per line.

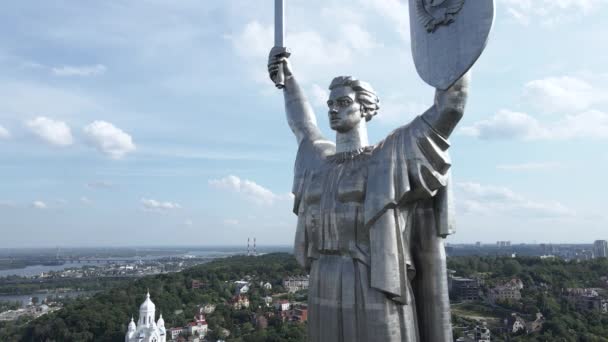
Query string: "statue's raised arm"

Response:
xmin=268 ymin=48 xmax=324 ymax=145
xmin=423 ymin=73 xmax=470 ymax=138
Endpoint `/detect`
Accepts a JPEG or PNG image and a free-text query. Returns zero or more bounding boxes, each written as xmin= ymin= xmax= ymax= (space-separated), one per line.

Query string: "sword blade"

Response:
xmin=274 ymin=0 xmax=284 ymax=47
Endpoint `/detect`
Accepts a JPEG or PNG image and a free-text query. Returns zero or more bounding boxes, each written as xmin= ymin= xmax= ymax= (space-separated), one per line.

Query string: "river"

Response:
xmin=0 ymin=246 xmax=292 ymax=278
xmin=0 ymin=290 xmax=98 ymax=307
xmin=0 ymin=262 xmax=106 ymax=278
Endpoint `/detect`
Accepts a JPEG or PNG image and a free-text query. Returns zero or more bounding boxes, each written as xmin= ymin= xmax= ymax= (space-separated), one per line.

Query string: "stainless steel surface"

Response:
xmin=267 ymin=2 xmax=491 ymax=339
xmin=274 ymin=0 xmax=286 ymax=88
xmin=274 ymin=0 xmax=284 ymax=47
xmin=409 ymin=0 xmax=494 ymax=90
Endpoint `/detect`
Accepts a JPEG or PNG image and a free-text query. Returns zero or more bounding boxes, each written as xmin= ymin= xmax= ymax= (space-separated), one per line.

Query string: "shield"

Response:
xmin=409 ymin=0 xmax=494 ymax=90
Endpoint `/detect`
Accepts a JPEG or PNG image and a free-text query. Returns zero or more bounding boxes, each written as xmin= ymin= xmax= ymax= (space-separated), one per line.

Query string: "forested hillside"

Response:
xmin=2 ymin=254 xmax=608 ymax=341
xmin=449 ymin=256 xmax=608 ymax=341
xmin=0 ymin=253 xmax=306 ymax=342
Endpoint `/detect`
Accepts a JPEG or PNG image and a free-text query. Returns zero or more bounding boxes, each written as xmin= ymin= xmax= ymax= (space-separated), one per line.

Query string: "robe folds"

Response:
xmin=291 ymin=115 xmax=454 ymax=341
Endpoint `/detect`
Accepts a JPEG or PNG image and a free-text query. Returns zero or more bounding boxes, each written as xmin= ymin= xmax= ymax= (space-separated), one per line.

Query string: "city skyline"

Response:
xmin=1 ymin=1 xmax=607 ymax=247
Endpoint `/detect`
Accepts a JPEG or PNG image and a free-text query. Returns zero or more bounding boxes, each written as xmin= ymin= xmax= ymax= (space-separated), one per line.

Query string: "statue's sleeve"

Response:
xmin=365 ymin=115 xmax=453 ymax=229
xmin=292 ymin=138 xmax=335 ymax=268
xmin=292 ymin=138 xmax=335 ymax=213
xmin=366 ymin=115 xmax=454 ymax=301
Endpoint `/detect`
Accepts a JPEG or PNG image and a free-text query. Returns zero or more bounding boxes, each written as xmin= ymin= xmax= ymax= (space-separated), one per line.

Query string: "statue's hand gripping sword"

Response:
xmin=272 ymin=0 xmax=290 ymax=89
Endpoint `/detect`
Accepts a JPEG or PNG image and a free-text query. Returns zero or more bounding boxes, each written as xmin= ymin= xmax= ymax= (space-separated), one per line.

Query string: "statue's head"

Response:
xmin=327 ymin=76 xmax=379 ymax=133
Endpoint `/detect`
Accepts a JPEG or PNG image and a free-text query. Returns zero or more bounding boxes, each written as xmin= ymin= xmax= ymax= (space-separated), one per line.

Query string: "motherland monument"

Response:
xmin=268 ymin=1 xmax=494 ymax=341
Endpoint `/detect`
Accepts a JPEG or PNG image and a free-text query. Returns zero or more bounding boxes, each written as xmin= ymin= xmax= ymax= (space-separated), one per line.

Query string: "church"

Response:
xmin=125 ymin=292 xmax=166 ymax=342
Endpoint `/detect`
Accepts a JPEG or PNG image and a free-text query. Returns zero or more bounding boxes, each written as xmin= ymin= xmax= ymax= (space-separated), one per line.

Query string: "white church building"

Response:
xmin=126 ymin=292 xmax=166 ymax=342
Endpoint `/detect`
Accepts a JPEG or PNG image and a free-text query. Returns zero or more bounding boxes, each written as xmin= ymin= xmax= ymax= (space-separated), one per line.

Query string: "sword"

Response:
xmin=272 ymin=0 xmax=290 ymax=89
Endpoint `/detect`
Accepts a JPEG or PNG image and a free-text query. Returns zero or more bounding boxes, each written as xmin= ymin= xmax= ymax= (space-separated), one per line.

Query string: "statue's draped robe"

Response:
xmin=292 ymin=116 xmax=454 ymax=342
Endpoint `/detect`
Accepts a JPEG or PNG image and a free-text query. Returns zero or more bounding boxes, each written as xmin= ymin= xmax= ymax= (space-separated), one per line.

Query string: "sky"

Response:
xmin=0 ymin=0 xmax=607 ymax=248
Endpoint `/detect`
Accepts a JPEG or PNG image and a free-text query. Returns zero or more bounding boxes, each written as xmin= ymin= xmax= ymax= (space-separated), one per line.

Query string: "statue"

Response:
xmin=268 ymin=1 xmax=494 ymax=341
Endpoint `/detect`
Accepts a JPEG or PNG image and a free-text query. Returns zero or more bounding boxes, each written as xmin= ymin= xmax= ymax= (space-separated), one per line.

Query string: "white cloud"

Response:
xmin=359 ymin=0 xmax=410 ymax=41
xmin=80 ymin=197 xmax=92 ymax=204
xmin=461 ymin=109 xmax=608 ymax=140
xmin=340 ymin=23 xmax=379 ymax=51
xmin=0 ymin=125 xmax=10 ymax=139
xmin=310 ymin=83 xmax=329 ymax=108
xmin=500 ymin=0 xmax=607 ymax=26
xmin=32 ymin=201 xmax=47 ymax=209
xmin=51 ymin=64 xmax=107 ymax=77
xmin=550 ymin=110 xmax=608 ymax=139
xmin=208 ymin=175 xmax=290 ymax=205
xmin=376 ymin=98 xmax=427 ymax=126
xmin=457 ymin=182 xmax=573 ymax=218
xmin=460 ymin=110 xmax=542 ymax=140
xmin=230 ymin=19 xmax=377 ymax=83
xmin=223 ymin=219 xmax=240 ymax=226
xmin=141 ymin=198 xmax=181 ymax=212
xmin=25 ymin=116 xmax=73 ymax=146
xmin=231 ymin=21 xmax=273 ymax=59
xmin=83 ymin=121 xmax=136 ymax=159
xmin=523 ymin=76 xmax=604 ymax=114
xmin=183 ymin=219 xmax=193 ymax=226
xmin=496 ymin=162 xmax=562 ymax=171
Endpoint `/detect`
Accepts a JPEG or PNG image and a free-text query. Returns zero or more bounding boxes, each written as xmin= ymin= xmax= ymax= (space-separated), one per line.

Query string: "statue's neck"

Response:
xmin=335 ymin=120 xmax=369 ymax=153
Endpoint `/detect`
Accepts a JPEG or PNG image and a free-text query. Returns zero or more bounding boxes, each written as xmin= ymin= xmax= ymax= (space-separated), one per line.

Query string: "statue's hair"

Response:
xmin=329 ymin=76 xmax=380 ymax=122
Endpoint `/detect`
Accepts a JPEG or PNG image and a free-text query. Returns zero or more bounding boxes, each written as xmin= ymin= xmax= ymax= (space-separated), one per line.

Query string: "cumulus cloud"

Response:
xmin=208 ymin=175 xmax=290 ymax=205
xmin=32 ymin=201 xmax=47 ymax=209
xmin=500 ymin=0 xmax=607 ymax=26
xmin=232 ymin=22 xmax=354 ymax=67
xmin=0 ymin=125 xmax=10 ymax=139
xmin=359 ymin=0 xmax=410 ymax=41
xmin=141 ymin=198 xmax=181 ymax=212
xmin=457 ymin=182 xmax=573 ymax=218
xmin=523 ymin=76 xmax=604 ymax=114
xmin=376 ymin=98 xmax=427 ymax=126
xmin=340 ymin=23 xmax=379 ymax=51
xmin=461 ymin=109 xmax=608 ymax=140
xmin=460 ymin=110 xmax=542 ymax=140
xmin=83 ymin=121 xmax=136 ymax=159
xmin=52 ymin=64 xmax=107 ymax=77
xmin=231 ymin=21 xmax=272 ymax=59
xmin=230 ymin=19 xmax=377 ymax=83
xmin=25 ymin=116 xmax=73 ymax=146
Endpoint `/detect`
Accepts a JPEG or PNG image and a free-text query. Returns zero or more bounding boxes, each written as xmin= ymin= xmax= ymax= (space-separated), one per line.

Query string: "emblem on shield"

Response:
xmin=409 ymin=0 xmax=494 ymax=90
xmin=415 ymin=0 xmax=465 ymax=32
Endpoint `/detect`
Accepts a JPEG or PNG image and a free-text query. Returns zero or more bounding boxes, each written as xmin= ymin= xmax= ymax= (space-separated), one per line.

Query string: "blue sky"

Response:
xmin=0 ymin=0 xmax=607 ymax=247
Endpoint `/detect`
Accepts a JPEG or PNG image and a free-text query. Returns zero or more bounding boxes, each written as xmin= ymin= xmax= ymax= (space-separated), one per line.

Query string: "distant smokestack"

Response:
xmin=247 ymin=237 xmax=250 ymax=256
xmin=253 ymin=237 xmax=257 ymax=256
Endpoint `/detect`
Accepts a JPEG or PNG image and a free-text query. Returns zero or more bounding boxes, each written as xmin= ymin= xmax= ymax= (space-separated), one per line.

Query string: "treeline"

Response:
xmin=0 ymin=253 xmax=306 ymax=342
xmin=4 ymin=254 xmax=608 ymax=341
xmin=448 ymin=256 xmax=608 ymax=341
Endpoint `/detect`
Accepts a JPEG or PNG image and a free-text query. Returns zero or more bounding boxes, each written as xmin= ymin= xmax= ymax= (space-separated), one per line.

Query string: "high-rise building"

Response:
xmin=594 ymin=240 xmax=608 ymax=258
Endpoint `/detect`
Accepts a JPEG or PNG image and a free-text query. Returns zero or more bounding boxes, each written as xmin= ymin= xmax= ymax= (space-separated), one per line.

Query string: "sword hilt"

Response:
xmin=271 ymin=47 xmax=290 ymax=89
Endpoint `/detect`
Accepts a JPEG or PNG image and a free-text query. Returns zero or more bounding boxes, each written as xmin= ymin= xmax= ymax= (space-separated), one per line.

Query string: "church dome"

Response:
xmin=128 ymin=317 xmax=136 ymax=331
xmin=139 ymin=292 xmax=156 ymax=312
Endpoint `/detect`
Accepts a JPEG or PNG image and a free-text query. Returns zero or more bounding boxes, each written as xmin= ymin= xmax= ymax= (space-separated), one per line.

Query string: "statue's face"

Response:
xmin=327 ymin=86 xmax=363 ymax=133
